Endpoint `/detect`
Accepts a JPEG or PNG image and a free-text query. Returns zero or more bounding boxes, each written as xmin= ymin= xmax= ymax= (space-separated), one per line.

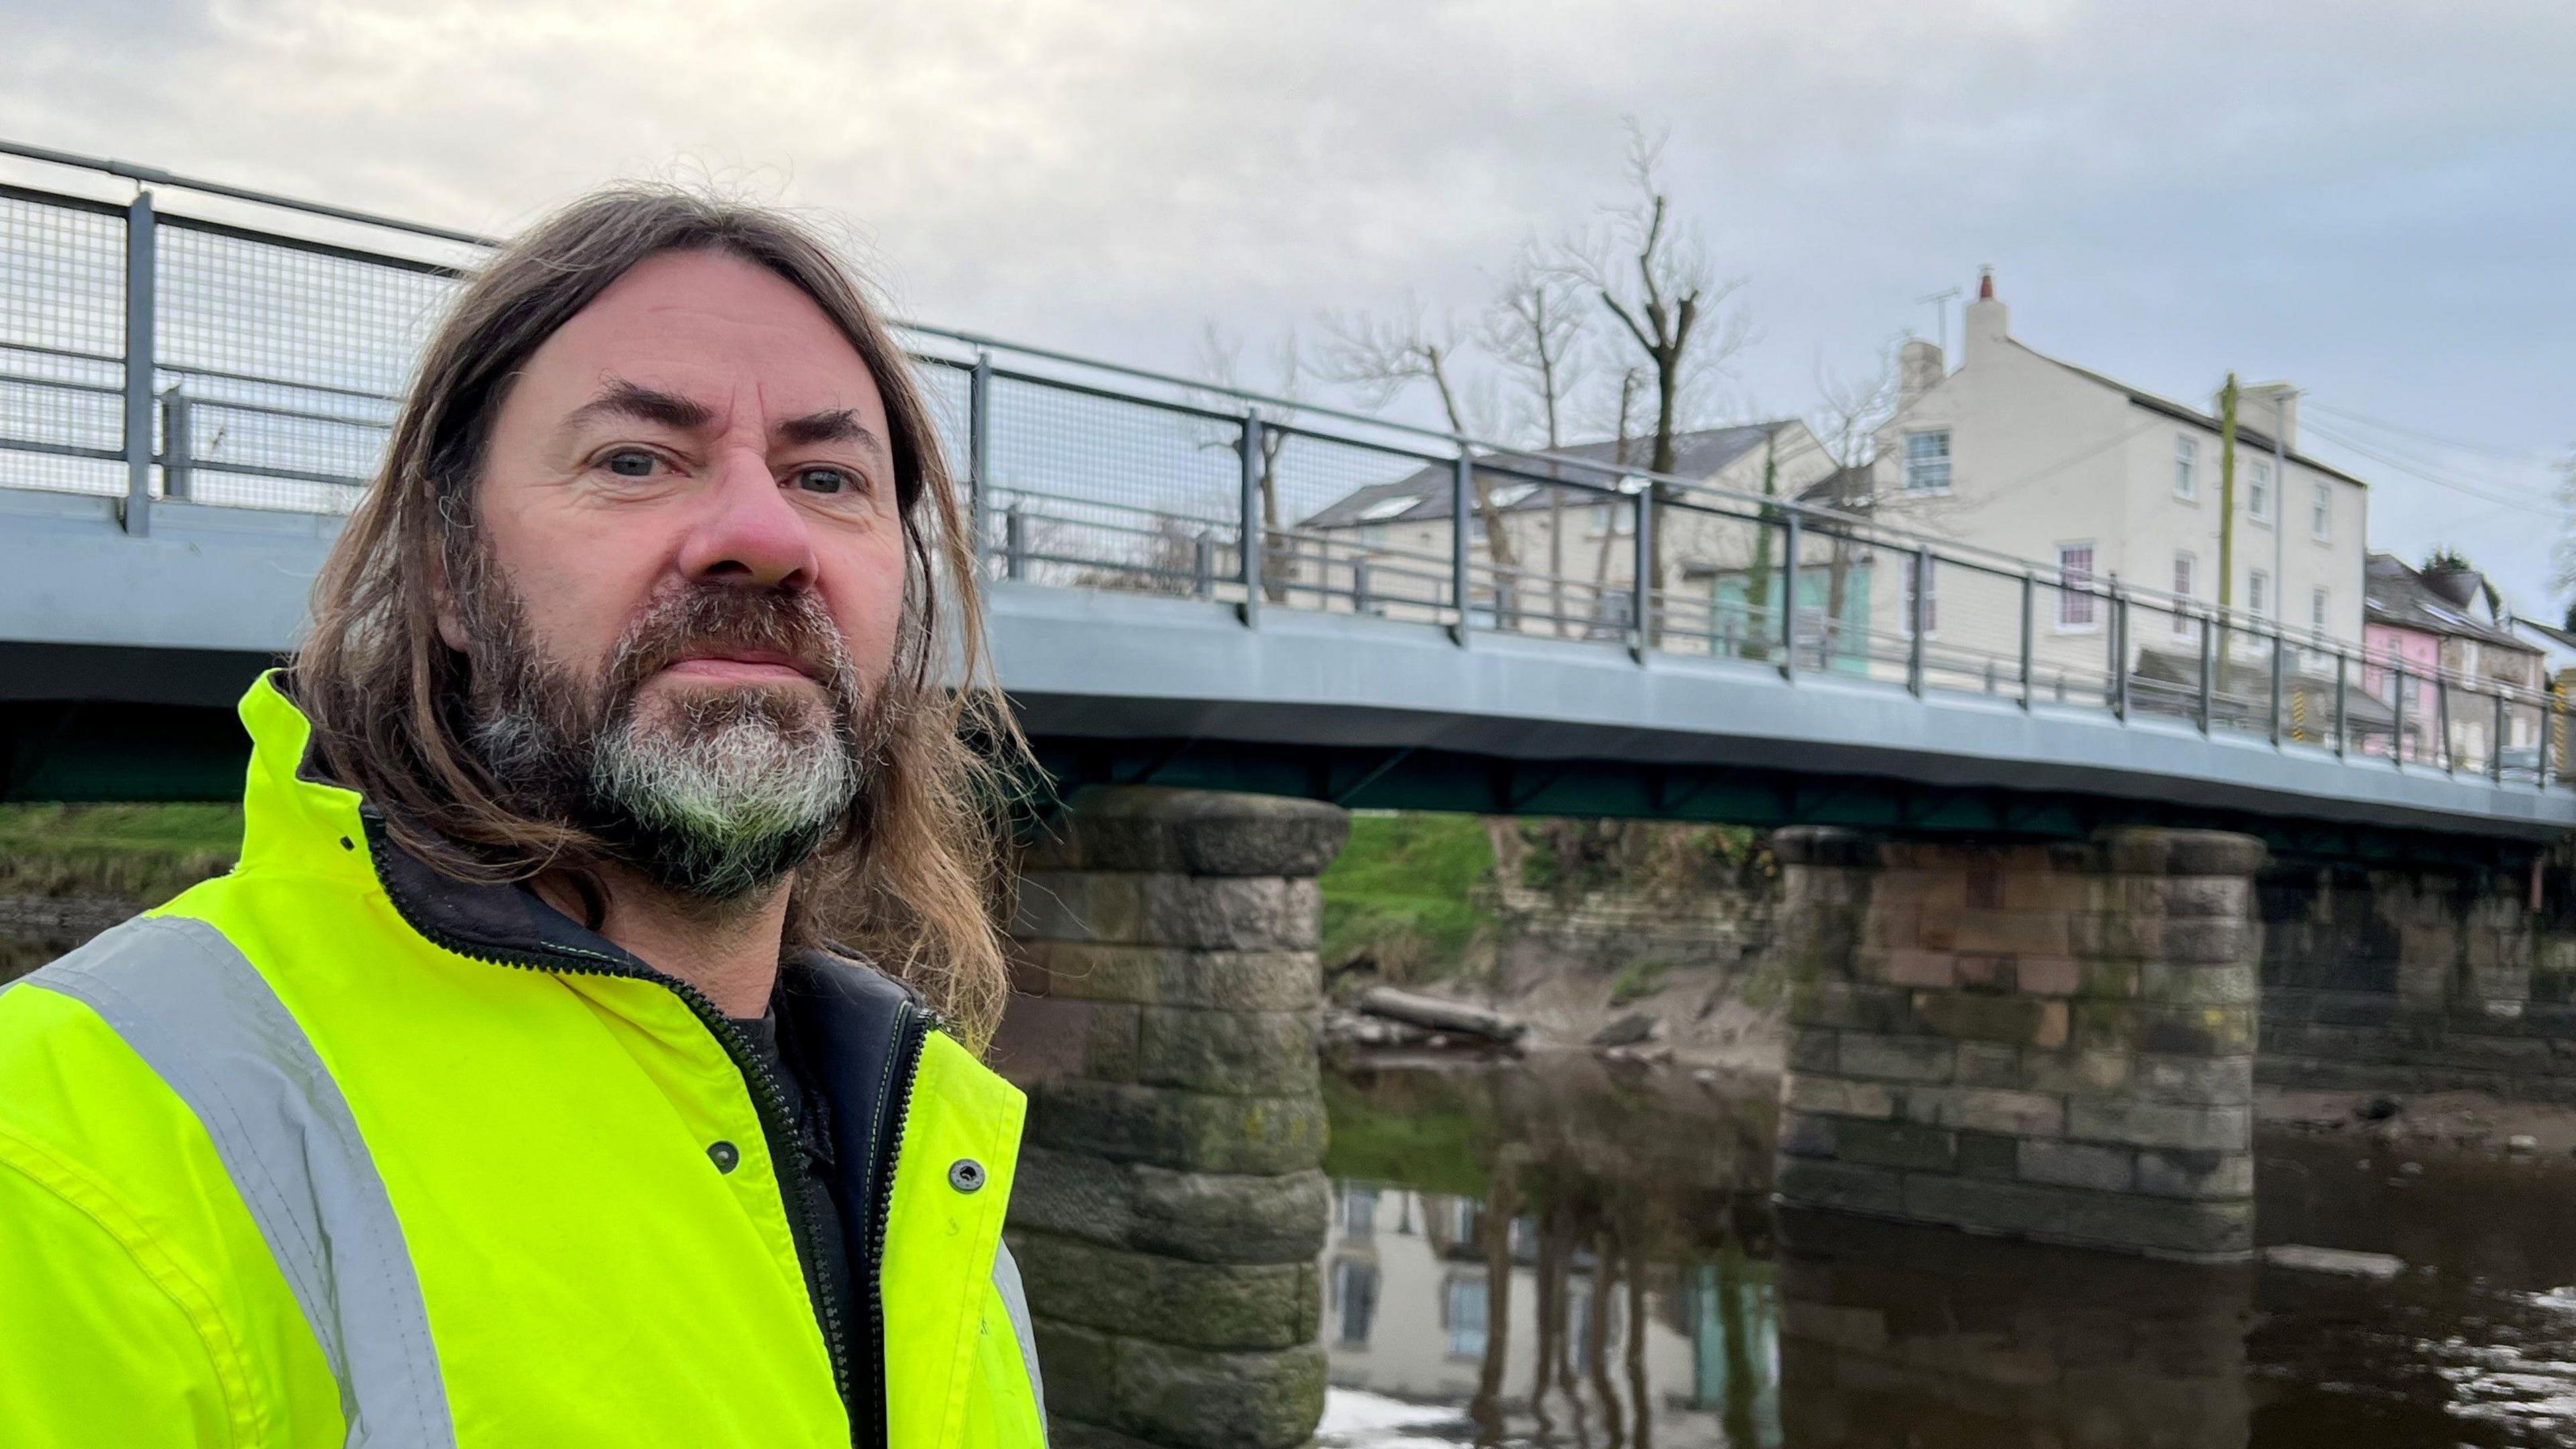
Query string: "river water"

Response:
xmin=1316 ymin=1055 xmax=2576 ymax=1449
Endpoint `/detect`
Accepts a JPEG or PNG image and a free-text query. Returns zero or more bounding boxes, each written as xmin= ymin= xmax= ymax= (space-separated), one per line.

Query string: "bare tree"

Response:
xmin=1574 ymin=121 xmax=1752 ymax=619
xmin=1487 ymin=240 xmax=1591 ymax=632
xmin=1192 ymin=323 xmax=1307 ymax=602
xmin=1320 ymin=300 xmax=1526 ymax=621
xmin=1809 ymin=341 xmax=1904 ymax=668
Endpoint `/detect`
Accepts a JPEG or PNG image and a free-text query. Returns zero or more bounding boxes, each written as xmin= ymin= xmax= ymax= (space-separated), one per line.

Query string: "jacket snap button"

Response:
xmin=708 ymin=1140 xmax=741 ymax=1174
xmin=948 ymin=1158 xmax=985 ymax=1193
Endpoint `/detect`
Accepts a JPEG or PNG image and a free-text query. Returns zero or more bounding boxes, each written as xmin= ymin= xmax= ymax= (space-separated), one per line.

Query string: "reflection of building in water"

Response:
xmin=1321 ymin=1181 xmax=1779 ymax=1448
xmin=1774 ymin=1210 xmax=2252 ymax=1449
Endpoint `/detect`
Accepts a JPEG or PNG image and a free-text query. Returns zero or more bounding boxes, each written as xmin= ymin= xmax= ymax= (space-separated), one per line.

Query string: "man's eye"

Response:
xmin=793 ymin=466 xmax=860 ymax=495
xmin=603 ymin=449 xmax=661 ymax=478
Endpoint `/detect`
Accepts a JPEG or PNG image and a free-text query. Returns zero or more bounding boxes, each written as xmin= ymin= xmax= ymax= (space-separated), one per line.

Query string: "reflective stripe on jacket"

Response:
xmin=0 ymin=674 xmax=1046 ymax=1448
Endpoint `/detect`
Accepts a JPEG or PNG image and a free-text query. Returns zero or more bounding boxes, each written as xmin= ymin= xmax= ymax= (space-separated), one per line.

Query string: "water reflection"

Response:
xmin=1322 ymin=1057 xmax=2576 ymax=1449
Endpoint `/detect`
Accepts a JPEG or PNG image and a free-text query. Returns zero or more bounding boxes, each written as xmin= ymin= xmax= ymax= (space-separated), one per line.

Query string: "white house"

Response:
xmin=1856 ymin=273 xmax=2372 ymax=709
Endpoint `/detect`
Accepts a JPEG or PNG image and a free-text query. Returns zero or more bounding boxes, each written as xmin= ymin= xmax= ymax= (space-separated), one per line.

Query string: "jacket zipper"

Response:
xmin=860 ymin=1002 xmax=933 ymax=1449
xmin=363 ymin=833 xmax=861 ymax=1422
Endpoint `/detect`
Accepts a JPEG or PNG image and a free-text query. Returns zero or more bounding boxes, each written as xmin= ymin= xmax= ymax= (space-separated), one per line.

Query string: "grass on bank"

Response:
xmin=1317 ymin=811 xmax=1499 ymax=985
xmin=0 ymin=804 xmax=244 ymax=904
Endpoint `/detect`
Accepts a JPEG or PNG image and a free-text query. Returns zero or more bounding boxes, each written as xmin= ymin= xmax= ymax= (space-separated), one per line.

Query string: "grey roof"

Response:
xmin=2013 ymin=342 xmax=2371 ymax=492
xmin=2364 ymin=551 xmax=2536 ymax=653
xmin=1300 ymin=423 xmax=1794 ymax=530
xmin=2510 ymin=616 xmax=2576 ymax=654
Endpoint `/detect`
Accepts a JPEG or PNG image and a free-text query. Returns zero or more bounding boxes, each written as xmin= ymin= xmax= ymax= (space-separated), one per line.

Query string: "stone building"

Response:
xmin=2363 ymin=550 xmax=2545 ymax=765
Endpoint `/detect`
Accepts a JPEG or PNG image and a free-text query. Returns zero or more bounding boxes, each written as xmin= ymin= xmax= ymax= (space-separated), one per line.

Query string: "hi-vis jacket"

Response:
xmin=0 ymin=675 xmax=1047 ymax=1449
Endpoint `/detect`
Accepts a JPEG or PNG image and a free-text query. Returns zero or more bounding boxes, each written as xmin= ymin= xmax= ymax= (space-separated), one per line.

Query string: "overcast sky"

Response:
xmin=7 ymin=0 xmax=2571 ymax=613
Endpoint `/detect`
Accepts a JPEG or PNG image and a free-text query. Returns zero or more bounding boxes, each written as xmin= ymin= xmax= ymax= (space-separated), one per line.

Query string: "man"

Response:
xmin=0 ymin=189 xmax=1046 ymax=1448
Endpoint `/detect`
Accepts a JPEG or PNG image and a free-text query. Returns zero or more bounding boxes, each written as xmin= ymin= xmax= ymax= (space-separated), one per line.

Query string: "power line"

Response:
xmin=2302 ymin=419 xmax=2559 ymax=514
xmin=2303 ymin=399 xmax=2561 ymax=467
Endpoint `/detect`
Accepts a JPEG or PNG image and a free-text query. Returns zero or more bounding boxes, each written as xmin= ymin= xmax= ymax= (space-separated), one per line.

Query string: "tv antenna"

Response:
xmin=1915 ymin=286 xmax=1964 ymax=356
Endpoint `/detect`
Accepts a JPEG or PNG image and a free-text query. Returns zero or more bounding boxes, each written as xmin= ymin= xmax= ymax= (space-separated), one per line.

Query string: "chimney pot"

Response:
xmin=1978 ymin=266 xmax=1994 ymax=301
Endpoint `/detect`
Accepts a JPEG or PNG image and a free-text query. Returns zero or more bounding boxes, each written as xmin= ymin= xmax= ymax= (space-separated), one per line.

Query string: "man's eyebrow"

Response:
xmin=560 ymin=378 xmax=715 ymax=433
xmin=776 ymin=408 xmax=888 ymax=455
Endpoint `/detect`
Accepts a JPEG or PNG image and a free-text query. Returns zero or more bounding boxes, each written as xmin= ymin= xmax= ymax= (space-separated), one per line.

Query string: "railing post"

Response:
xmin=158 ymin=384 xmax=191 ymax=502
xmin=2019 ymin=572 xmax=2035 ymax=710
xmin=1781 ymin=512 xmax=1803 ymax=683
xmin=120 ymin=190 xmax=157 ymax=536
xmin=1450 ymin=450 xmax=1474 ymax=647
xmin=1906 ymin=545 xmax=1929 ymax=696
xmin=1193 ymin=533 xmax=1213 ymax=599
xmin=1352 ymin=557 xmax=1371 ymax=617
xmin=2196 ymin=612 xmax=2216 ymax=734
xmin=1629 ymin=485 xmax=1654 ymax=663
xmin=2267 ymin=628 xmax=2285 ymax=747
xmin=2333 ymin=653 xmax=2349 ymax=759
xmin=2110 ymin=584 xmax=2129 ymax=721
xmin=2493 ymin=690 xmax=2508 ymax=783
xmin=1238 ymin=408 xmax=1263 ymax=627
xmin=2392 ymin=665 xmax=2408 ymax=770
xmin=967 ymin=350 xmax=994 ymax=578
xmin=1004 ymin=505 xmax=1027 ymax=582
xmin=2438 ymin=677 xmax=2455 ymax=775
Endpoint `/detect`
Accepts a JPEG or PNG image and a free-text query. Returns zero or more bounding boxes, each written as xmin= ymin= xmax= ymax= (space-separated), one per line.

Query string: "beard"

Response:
xmin=455 ymin=561 xmax=879 ymax=906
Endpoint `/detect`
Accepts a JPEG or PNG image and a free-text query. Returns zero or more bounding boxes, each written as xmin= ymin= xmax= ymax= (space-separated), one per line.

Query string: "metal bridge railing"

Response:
xmin=3 ymin=144 xmax=2569 ymax=795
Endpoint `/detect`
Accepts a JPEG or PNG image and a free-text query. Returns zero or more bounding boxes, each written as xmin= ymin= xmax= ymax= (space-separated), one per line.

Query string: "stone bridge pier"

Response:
xmin=1771 ymin=826 xmax=2267 ymax=1262
xmin=997 ymin=786 xmax=1348 ymax=1449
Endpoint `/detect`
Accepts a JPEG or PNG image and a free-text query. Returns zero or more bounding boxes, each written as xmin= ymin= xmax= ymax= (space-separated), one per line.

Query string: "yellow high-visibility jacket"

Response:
xmin=0 ymin=674 xmax=1046 ymax=1448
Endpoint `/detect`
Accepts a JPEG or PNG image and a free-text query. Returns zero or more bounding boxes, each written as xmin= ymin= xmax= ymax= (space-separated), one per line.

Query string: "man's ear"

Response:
xmin=428 ymin=535 xmax=471 ymax=654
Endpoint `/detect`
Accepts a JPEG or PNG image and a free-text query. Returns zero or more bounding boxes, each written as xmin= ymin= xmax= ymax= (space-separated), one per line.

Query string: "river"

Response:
xmin=1316 ymin=1053 xmax=2576 ymax=1449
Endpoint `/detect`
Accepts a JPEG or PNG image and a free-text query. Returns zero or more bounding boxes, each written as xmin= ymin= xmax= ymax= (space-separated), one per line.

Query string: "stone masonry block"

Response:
xmin=1956 ymin=1042 xmax=2023 ymax=1087
xmin=1032 ymin=1320 xmax=1120 ymax=1425
xmin=1021 ymin=787 xmax=1350 ymax=877
xmin=2139 ymin=963 xmax=2259 ymax=1007
xmin=1114 ymin=1340 xmax=1330 ymax=1449
xmin=1079 ymin=1004 xmax=1144 ymax=1083
xmin=1034 ymin=1080 xmax=1327 ymax=1175
xmin=1877 ymin=949 xmax=1956 ymax=989
xmin=1837 ymin=1034 xmax=1957 ymax=1083
xmin=1781 ymin=1073 xmax=1897 ymax=1120
xmin=1016 ymin=874 xmax=1322 ymax=952
xmin=1780 ymin=1111 xmax=1839 ymax=1159
xmin=1913 ymin=992 xmax=2069 ymax=1050
xmin=2014 ymin=957 xmax=2084 ymax=996
xmin=1917 ymin=908 xmax=2072 ymax=956
xmin=1956 ymin=1131 xmax=2021 ymax=1179
xmin=1790 ymin=981 xmax=1923 ymax=1035
xmin=2019 ymin=1049 xmax=2134 ymax=1097
xmin=1013 ymin=941 xmax=1321 ymax=1011
xmin=2065 ymin=1099 xmax=2251 ymax=1153
xmin=1902 ymin=1085 xmax=2065 ymax=1138
xmin=1010 ymin=1231 xmax=1317 ymax=1352
xmin=2132 ymin=1054 xmax=2254 ymax=1106
xmin=2133 ymin=1150 xmax=2254 ymax=1201
xmin=1126 ymin=1165 xmax=1332 ymax=1265
xmin=2074 ymin=1003 xmax=2255 ymax=1059
xmin=1901 ymin=1175 xmax=2075 ymax=1240
xmin=2056 ymin=1196 xmax=2253 ymax=1260
xmin=1134 ymin=1006 xmax=1318 ymax=1096
xmin=2133 ymin=877 xmax=2254 ymax=918
xmin=1788 ymin=1031 xmax=1840 ymax=1075
xmin=1832 ymin=1118 xmax=1958 ymax=1173
xmin=1775 ymin=1157 xmax=1907 ymax=1216
xmin=2017 ymin=1139 xmax=2136 ymax=1193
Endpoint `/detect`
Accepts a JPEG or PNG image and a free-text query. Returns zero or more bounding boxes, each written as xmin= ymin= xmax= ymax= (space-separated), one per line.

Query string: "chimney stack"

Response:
xmin=1898 ymin=337 xmax=1945 ymax=410
xmin=1963 ymin=266 xmax=2009 ymax=366
xmin=2239 ymin=382 xmax=2298 ymax=451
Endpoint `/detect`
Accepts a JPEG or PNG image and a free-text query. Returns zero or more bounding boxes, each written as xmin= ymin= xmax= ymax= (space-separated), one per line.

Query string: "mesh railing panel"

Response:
xmin=1265 ymin=430 xmax=1452 ymax=624
xmin=0 ymin=193 xmax=127 ymax=496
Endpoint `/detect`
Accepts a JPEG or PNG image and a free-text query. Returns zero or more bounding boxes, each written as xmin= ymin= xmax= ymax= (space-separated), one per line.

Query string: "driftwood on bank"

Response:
xmin=1353 ymin=987 xmax=1529 ymax=1043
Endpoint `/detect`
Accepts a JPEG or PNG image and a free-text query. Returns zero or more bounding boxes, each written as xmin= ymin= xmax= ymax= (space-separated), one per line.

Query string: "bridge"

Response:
xmin=3 ymin=143 xmax=2569 ymax=859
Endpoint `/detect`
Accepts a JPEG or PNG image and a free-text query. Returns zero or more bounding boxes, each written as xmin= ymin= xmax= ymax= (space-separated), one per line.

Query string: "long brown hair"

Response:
xmin=299 ymin=185 xmax=1026 ymax=1047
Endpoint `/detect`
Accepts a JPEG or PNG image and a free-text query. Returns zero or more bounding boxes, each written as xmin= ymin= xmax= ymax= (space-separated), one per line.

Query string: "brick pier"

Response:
xmin=1771 ymin=826 xmax=2266 ymax=1261
xmin=998 ymin=786 xmax=1349 ymax=1449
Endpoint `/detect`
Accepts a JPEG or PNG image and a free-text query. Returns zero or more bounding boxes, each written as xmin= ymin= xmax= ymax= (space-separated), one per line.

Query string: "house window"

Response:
xmin=1906 ymin=555 xmax=1937 ymax=636
xmin=2249 ymin=460 xmax=2273 ymax=523
xmin=2172 ymin=553 xmax=2196 ymax=635
xmin=2174 ymin=435 xmax=2198 ymax=499
xmin=2057 ymin=543 xmax=2097 ymax=629
xmin=1591 ymin=499 xmax=1634 ymax=536
xmin=2310 ymin=588 xmax=2329 ymax=637
xmin=1340 ymin=1185 xmax=1378 ymax=1238
xmin=1904 ymin=430 xmax=1952 ymax=492
xmin=2249 ymin=568 xmax=2270 ymax=619
xmin=1333 ymin=1260 xmax=1380 ymax=1346
xmin=2311 ymin=480 xmax=2330 ymax=541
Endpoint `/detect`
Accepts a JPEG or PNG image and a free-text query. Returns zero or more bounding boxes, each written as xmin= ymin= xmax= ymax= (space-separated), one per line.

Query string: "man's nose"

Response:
xmin=678 ymin=448 xmax=817 ymax=589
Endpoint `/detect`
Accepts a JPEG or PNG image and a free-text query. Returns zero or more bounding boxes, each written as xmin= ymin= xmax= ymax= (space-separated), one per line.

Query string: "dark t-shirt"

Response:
xmin=729 ymin=1006 xmax=864 ymax=1362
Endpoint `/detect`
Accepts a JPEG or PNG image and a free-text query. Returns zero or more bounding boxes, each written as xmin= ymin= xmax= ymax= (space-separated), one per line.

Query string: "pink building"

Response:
xmin=2362 ymin=552 xmax=2540 ymax=763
